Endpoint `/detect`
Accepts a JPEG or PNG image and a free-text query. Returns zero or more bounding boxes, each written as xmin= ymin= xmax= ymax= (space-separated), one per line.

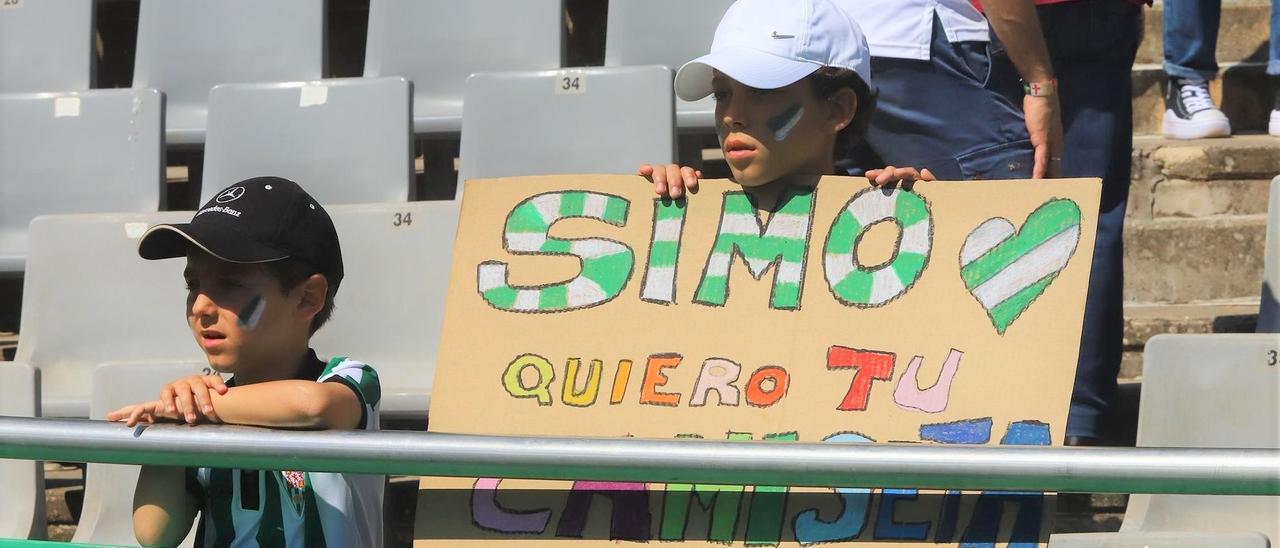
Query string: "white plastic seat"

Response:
xmin=457 ymin=65 xmax=675 ymax=193
xmin=132 ymin=0 xmax=324 ymax=145
xmin=0 ymin=0 xmax=93 ymax=93
xmin=1258 ymin=176 xmax=1279 ymax=333
xmin=74 ymin=362 xmax=203 ymax=546
xmin=17 ymin=202 xmax=459 ymax=420
xmin=0 ymin=363 xmax=44 ymax=540
xmin=201 ymin=77 xmax=414 ymax=205
xmin=362 ymin=0 xmax=563 ymax=135
xmin=0 ymin=89 xmax=164 ymax=273
xmin=311 ymin=201 xmax=460 ymax=418
xmin=15 ymin=212 xmax=205 ymax=418
xmin=1049 ymin=334 xmax=1280 ymax=547
xmin=604 ymin=0 xmax=734 ymax=130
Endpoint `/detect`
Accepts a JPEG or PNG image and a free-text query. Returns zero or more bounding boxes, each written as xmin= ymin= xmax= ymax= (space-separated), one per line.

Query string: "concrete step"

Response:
xmin=1123 ymin=214 xmax=1266 ymax=303
xmin=1138 ymin=0 xmax=1274 ymax=66
xmin=1120 ymin=301 xmax=1259 ymax=379
xmin=1054 ymin=492 xmax=1126 ymax=534
xmin=1132 ymin=62 xmax=1275 ymax=136
xmin=1129 ymin=135 xmax=1280 ymax=220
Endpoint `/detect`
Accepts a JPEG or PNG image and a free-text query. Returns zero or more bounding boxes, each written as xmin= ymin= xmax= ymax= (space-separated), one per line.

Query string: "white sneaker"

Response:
xmin=1270 ymin=109 xmax=1280 ymax=137
xmin=1162 ymin=78 xmax=1231 ymax=139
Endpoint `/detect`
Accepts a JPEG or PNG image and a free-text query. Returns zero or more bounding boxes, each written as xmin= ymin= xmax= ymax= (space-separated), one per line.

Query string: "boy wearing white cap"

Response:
xmin=640 ymin=0 xmax=933 ymax=198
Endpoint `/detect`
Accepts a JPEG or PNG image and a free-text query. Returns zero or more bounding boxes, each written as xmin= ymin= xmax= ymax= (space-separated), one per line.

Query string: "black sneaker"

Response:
xmin=1163 ymin=77 xmax=1231 ymax=139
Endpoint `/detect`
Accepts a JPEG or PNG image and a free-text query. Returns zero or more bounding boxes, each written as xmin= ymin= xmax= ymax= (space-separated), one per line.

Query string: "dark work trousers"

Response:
xmin=1036 ymin=0 xmax=1143 ymax=440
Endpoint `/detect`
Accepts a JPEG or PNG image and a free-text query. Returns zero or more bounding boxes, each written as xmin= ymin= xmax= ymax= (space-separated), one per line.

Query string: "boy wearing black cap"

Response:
xmin=107 ymin=176 xmax=382 ymax=547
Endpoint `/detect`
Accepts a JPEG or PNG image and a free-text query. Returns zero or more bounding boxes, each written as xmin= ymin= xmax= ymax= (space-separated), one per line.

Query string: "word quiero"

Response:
xmin=502 ymin=347 xmax=965 ymax=414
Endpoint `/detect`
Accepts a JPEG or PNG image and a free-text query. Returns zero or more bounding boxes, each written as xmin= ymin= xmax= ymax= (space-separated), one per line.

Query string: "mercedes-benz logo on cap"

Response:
xmin=216 ymin=186 xmax=246 ymax=204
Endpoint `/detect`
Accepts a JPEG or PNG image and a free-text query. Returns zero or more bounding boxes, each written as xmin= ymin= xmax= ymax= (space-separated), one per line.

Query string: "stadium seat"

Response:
xmin=603 ymin=0 xmax=734 ymax=130
xmin=17 ymin=202 xmax=459 ymax=421
xmin=1048 ymin=334 xmax=1280 ymax=547
xmin=74 ymin=362 xmax=203 ymax=546
xmin=132 ymin=0 xmax=325 ymax=145
xmin=0 ymin=89 xmax=164 ymax=273
xmin=311 ymin=201 xmax=460 ymax=418
xmin=0 ymin=363 xmax=44 ymax=540
xmin=457 ymin=65 xmax=675 ymax=194
xmin=1259 ymin=176 xmax=1279 ymax=333
xmin=0 ymin=0 xmax=93 ymax=93
xmin=15 ymin=212 xmax=204 ymax=418
xmin=201 ymin=77 xmax=414 ymax=205
xmin=362 ymin=0 xmax=563 ymax=135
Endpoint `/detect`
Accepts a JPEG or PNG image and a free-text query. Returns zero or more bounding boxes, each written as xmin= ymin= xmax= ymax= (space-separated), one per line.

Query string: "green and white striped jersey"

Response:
xmin=186 ymin=351 xmax=383 ymax=547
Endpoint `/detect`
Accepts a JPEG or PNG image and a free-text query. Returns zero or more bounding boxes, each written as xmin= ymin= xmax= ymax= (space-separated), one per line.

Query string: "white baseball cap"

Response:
xmin=675 ymin=0 xmax=872 ymax=102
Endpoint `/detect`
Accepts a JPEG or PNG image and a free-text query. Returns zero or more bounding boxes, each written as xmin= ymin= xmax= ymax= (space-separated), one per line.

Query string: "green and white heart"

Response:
xmin=959 ymin=198 xmax=1082 ymax=335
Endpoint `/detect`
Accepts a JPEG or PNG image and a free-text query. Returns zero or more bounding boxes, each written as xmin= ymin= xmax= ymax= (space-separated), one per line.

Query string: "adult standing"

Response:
xmin=1030 ymin=0 xmax=1146 ymax=445
xmin=839 ymin=0 xmax=1063 ymax=180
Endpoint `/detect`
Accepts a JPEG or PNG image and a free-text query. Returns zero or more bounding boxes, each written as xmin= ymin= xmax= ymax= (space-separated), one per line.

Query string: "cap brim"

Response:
xmin=138 ymin=222 xmax=289 ymax=264
xmin=675 ymin=47 xmax=822 ymax=101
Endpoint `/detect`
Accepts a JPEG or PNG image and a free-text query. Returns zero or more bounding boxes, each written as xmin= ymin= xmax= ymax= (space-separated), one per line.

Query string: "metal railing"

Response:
xmin=1 ymin=417 xmax=1277 ymax=495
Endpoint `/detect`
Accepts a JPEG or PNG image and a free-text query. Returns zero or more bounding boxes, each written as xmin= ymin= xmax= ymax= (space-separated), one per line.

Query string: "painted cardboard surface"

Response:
xmin=414 ymin=174 xmax=1102 ymax=546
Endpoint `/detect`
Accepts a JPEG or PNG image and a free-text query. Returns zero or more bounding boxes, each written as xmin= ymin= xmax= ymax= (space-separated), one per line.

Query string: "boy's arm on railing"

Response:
xmin=207 ymin=380 xmax=364 ymax=430
xmin=133 ymin=465 xmax=198 ymax=547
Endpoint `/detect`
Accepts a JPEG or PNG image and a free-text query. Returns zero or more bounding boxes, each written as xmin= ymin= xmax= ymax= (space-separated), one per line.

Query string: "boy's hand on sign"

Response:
xmin=865 ymin=166 xmax=936 ymax=189
xmin=638 ymin=164 xmax=701 ymax=199
xmin=159 ymin=375 xmax=228 ymax=425
xmin=107 ymin=400 xmax=183 ymax=427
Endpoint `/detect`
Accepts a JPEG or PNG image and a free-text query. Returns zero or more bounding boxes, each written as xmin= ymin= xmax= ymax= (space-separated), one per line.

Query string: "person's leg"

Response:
xmin=1162 ymin=0 xmax=1230 ymax=138
xmin=1269 ymin=0 xmax=1279 ymax=135
xmin=853 ymin=15 xmax=1032 ymax=180
xmin=1038 ymin=0 xmax=1142 ymax=442
xmin=1163 ymin=0 xmax=1220 ymax=80
xmin=1271 ymin=0 xmax=1280 ymax=76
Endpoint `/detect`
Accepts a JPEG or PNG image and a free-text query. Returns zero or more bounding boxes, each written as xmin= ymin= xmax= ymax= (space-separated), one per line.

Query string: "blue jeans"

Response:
xmin=1037 ymin=0 xmax=1143 ymax=440
xmin=1272 ymin=0 xmax=1280 ymax=75
xmin=1163 ymin=0 xmax=1221 ymax=80
xmin=1166 ymin=0 xmax=1280 ymax=76
xmin=845 ymin=15 xmax=1033 ymax=180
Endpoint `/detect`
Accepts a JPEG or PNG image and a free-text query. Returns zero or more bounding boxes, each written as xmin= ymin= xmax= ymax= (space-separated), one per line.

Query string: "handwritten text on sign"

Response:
xmin=416 ymin=175 xmax=1101 ymax=547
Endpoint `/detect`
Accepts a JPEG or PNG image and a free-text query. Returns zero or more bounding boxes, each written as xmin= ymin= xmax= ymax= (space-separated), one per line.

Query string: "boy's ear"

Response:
xmin=296 ymin=273 xmax=329 ymax=324
xmin=827 ymin=87 xmax=858 ymax=133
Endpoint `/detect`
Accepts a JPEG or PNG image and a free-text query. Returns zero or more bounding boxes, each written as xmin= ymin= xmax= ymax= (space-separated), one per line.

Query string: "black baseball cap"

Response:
xmin=138 ymin=176 xmax=344 ymax=290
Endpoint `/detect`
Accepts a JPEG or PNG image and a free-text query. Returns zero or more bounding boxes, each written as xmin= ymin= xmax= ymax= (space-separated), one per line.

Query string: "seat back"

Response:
xmin=311 ymin=201 xmax=460 ymax=417
xmin=0 ymin=363 xmax=44 ymax=540
xmin=457 ymin=65 xmax=675 ymax=191
xmin=0 ymin=0 xmax=93 ymax=93
xmin=202 ymin=77 xmax=414 ymax=205
xmin=1121 ymin=334 xmax=1280 ymax=538
xmin=16 ymin=212 xmax=204 ymax=417
xmin=363 ymin=0 xmax=563 ymax=134
xmin=603 ymin=0 xmax=733 ymax=129
xmin=1259 ymin=176 xmax=1279 ymax=333
xmin=0 ymin=90 xmax=164 ymax=273
xmin=132 ymin=0 xmax=325 ymax=145
xmin=73 ymin=361 xmax=203 ymax=546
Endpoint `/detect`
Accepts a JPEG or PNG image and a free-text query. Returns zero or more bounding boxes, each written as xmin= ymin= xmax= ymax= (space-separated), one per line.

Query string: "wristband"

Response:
xmin=1022 ymin=79 xmax=1057 ymax=98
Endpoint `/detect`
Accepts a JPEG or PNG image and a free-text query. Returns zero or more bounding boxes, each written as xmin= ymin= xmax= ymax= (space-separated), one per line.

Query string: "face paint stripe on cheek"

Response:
xmin=768 ymin=103 xmax=804 ymax=142
xmin=237 ymin=295 xmax=266 ymax=331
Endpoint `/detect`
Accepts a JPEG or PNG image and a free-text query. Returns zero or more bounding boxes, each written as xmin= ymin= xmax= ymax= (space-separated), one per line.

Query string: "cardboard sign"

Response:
xmin=415 ymin=175 xmax=1101 ymax=546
